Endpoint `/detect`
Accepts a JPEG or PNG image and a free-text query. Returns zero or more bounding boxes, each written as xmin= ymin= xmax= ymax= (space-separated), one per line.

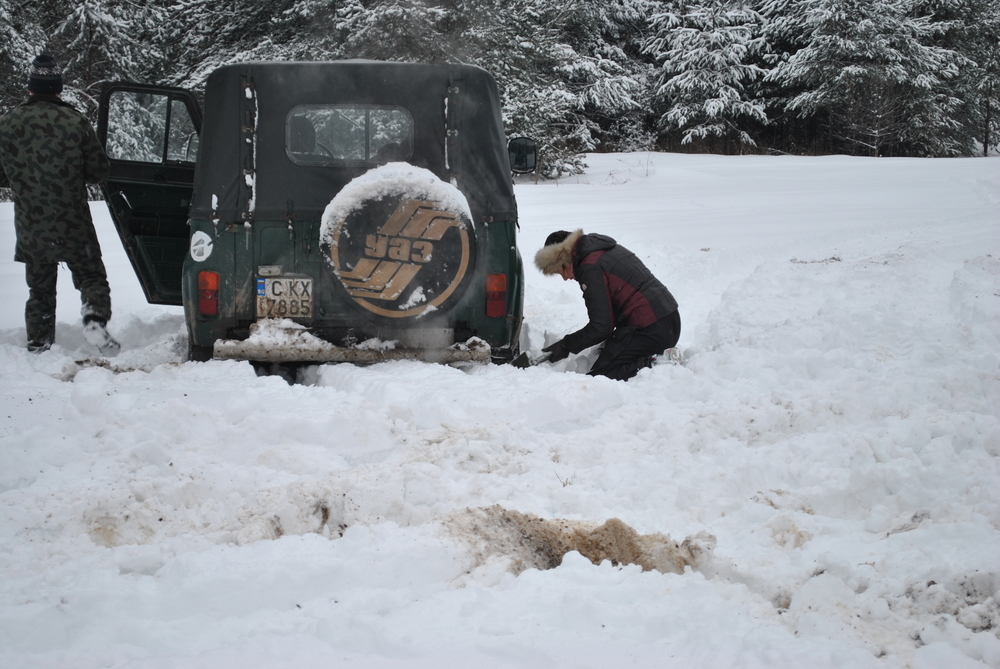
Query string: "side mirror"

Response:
xmin=507 ymin=137 xmax=537 ymax=174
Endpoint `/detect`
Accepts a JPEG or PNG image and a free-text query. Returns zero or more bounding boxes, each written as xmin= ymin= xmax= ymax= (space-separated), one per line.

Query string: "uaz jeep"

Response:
xmin=98 ymin=61 xmax=533 ymax=364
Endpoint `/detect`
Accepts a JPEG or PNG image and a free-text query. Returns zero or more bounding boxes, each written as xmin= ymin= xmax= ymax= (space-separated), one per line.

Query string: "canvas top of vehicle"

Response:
xmin=98 ymin=61 xmax=528 ymax=365
xmin=195 ymin=61 xmax=517 ymax=226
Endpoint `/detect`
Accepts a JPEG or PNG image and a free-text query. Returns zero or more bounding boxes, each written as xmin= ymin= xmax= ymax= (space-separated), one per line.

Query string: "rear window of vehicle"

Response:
xmin=286 ymin=105 xmax=413 ymax=166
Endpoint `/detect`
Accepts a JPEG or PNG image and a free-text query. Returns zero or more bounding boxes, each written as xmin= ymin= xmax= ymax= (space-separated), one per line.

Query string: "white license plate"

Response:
xmin=256 ymin=276 xmax=313 ymax=319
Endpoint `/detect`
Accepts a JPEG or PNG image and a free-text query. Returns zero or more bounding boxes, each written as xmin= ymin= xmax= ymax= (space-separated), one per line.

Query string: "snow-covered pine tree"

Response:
xmin=768 ymin=0 xmax=962 ymax=156
xmin=0 ymin=0 xmax=45 ymax=113
xmin=271 ymin=0 xmax=354 ymax=61
xmin=645 ymin=0 xmax=767 ymax=153
xmin=157 ymin=0 xmax=308 ymax=88
xmin=557 ymin=0 xmax=660 ymax=151
xmin=966 ymin=0 xmax=1000 ymax=155
xmin=914 ymin=0 xmax=1000 ymax=155
xmin=332 ymin=0 xmax=602 ymax=177
xmin=751 ymin=0 xmax=831 ymax=153
xmin=335 ymin=0 xmax=462 ymax=62
xmin=50 ymin=0 xmax=165 ymax=114
xmin=467 ymin=0 xmax=597 ymax=177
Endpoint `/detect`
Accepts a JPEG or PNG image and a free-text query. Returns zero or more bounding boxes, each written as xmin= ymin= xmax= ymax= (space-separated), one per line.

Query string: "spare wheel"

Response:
xmin=320 ymin=163 xmax=476 ymax=321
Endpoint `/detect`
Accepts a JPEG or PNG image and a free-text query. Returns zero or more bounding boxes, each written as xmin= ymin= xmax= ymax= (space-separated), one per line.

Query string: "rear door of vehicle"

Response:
xmin=97 ymin=84 xmax=202 ymax=305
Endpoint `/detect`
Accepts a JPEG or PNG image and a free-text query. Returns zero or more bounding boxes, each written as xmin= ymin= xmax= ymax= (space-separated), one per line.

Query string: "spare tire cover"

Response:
xmin=320 ymin=163 xmax=476 ymax=320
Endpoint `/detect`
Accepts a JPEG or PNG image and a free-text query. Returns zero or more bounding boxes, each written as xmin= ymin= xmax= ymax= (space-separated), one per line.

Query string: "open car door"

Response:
xmin=97 ymin=84 xmax=202 ymax=305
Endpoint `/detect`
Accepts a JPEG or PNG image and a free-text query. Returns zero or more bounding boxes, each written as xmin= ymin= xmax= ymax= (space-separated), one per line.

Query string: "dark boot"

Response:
xmin=27 ymin=339 xmax=53 ymax=353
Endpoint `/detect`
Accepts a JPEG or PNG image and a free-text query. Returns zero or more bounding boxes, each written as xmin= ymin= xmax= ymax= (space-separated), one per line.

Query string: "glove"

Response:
xmin=542 ymin=339 xmax=570 ymax=363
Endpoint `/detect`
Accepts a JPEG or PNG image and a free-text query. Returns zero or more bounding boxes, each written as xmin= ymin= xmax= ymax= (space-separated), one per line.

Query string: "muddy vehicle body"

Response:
xmin=98 ymin=61 xmax=533 ymax=364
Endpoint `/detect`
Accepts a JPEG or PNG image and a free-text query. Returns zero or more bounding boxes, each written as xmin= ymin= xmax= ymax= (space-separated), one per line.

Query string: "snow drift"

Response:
xmin=0 ymin=152 xmax=997 ymax=669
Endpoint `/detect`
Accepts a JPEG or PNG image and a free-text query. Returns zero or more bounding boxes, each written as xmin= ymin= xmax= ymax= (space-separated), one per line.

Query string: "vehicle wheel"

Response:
xmin=187 ymin=342 xmax=213 ymax=362
xmin=319 ymin=164 xmax=476 ymax=323
xmin=492 ymin=342 xmax=519 ymax=365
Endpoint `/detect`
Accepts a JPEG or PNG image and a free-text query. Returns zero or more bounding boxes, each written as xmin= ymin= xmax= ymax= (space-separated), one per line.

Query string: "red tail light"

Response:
xmin=198 ymin=271 xmax=219 ymax=316
xmin=486 ymin=273 xmax=507 ymax=318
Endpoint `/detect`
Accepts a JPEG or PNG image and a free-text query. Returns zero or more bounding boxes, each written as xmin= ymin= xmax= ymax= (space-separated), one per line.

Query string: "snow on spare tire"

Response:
xmin=320 ymin=163 xmax=476 ymax=320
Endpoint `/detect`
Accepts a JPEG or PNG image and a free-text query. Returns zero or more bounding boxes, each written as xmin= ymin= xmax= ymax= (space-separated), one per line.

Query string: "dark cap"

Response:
xmin=544 ymin=230 xmax=571 ymax=246
xmin=28 ymin=54 xmax=63 ymax=95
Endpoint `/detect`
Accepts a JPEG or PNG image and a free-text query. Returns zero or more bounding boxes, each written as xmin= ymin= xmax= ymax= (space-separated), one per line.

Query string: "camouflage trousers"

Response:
xmin=24 ymin=257 xmax=112 ymax=348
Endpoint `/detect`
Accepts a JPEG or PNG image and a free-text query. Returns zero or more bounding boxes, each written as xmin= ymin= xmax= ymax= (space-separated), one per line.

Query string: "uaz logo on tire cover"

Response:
xmin=328 ymin=199 xmax=472 ymax=318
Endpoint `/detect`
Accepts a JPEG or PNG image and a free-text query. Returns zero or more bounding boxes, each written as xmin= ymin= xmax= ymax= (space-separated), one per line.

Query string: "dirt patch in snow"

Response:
xmin=447 ymin=505 xmax=715 ymax=575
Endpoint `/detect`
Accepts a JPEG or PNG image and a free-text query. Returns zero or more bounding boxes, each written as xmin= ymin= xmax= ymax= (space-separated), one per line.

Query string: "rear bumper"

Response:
xmin=212 ymin=318 xmax=491 ymax=364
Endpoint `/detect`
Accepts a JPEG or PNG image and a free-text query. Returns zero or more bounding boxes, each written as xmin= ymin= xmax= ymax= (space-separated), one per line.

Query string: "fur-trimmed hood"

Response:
xmin=534 ymin=229 xmax=583 ymax=275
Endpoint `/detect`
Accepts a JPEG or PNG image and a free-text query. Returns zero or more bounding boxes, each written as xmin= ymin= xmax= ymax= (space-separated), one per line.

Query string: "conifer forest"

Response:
xmin=2 ymin=0 xmax=999 ymax=175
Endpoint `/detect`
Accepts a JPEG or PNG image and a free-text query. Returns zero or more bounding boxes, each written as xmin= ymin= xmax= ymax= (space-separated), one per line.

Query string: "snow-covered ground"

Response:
xmin=1 ymin=153 xmax=998 ymax=669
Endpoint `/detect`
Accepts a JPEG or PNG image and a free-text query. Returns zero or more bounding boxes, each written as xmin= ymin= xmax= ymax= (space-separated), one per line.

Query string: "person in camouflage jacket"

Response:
xmin=0 ymin=55 xmax=119 ymax=355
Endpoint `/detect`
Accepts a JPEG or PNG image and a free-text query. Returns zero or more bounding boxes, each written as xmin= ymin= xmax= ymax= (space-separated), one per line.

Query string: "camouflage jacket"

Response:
xmin=0 ymin=94 xmax=110 ymax=264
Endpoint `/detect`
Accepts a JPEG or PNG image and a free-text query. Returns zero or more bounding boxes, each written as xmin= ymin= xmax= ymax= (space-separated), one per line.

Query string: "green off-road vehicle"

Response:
xmin=98 ymin=61 xmax=535 ymax=364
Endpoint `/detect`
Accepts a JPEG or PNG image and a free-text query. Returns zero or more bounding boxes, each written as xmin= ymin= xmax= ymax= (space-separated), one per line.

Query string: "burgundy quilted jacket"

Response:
xmin=563 ymin=233 xmax=678 ymax=354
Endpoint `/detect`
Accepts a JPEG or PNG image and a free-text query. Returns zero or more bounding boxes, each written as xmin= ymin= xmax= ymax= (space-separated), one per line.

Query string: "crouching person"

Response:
xmin=0 ymin=55 xmax=119 ymax=355
xmin=535 ymin=229 xmax=679 ymax=381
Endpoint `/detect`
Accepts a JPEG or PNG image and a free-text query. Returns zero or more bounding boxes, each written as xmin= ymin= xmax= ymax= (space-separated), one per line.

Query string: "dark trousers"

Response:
xmin=25 ymin=258 xmax=112 ymax=347
xmin=588 ymin=310 xmax=681 ymax=381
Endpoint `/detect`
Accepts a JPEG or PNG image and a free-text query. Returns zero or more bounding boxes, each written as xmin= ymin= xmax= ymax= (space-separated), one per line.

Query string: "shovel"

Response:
xmin=510 ymin=351 xmax=551 ymax=369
